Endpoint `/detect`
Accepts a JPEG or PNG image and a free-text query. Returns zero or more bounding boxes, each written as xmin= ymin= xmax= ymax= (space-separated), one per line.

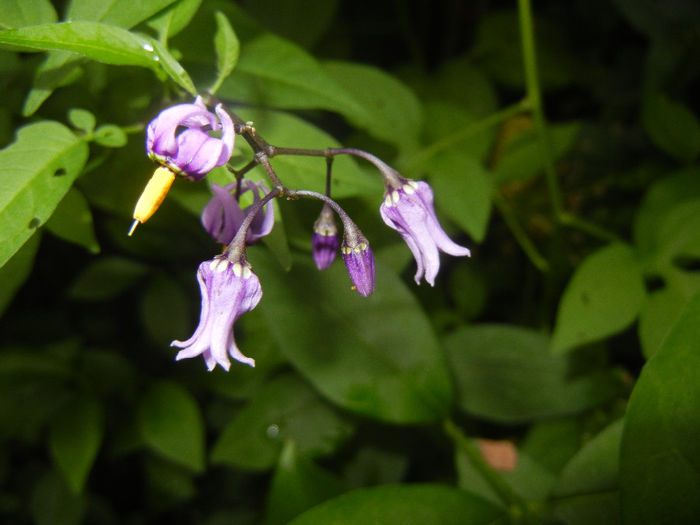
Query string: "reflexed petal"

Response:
xmin=201 ymin=183 xmax=245 ymax=244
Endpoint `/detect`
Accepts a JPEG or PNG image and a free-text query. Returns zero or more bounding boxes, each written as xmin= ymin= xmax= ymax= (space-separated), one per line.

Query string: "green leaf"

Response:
xmin=264 ymin=440 xmax=347 ymax=525
xmin=428 ymin=151 xmax=492 ymax=242
xmin=0 ymin=0 xmax=57 ymax=29
xmin=210 ymin=374 xmax=354 ymax=470
xmin=49 ymin=395 xmax=104 ymax=494
xmin=45 ymin=187 xmax=100 ymax=254
xmin=493 ymin=122 xmax=580 ymax=185
xmin=234 ymin=109 xmax=382 ymax=198
xmin=0 ymin=22 xmax=196 ymax=94
xmin=219 ymin=33 xmax=369 ymax=127
xmin=552 ymin=243 xmax=646 ymax=353
xmin=323 ymin=60 xmax=423 ymax=151
xmin=0 ymin=120 xmax=88 ymax=269
xmin=67 ymin=0 xmax=178 ymax=28
xmin=0 ymin=233 xmax=40 ymax=318
xmin=638 ymin=287 xmax=687 ymax=359
xmin=288 ymin=484 xmax=506 ymax=525
xmin=210 ymin=11 xmax=239 ymax=95
xmin=138 ymin=380 xmax=205 ymax=472
xmin=252 ymin=252 xmax=453 ymax=423
xmin=145 ymin=0 xmax=203 ymax=41
xmin=68 ymin=256 xmax=148 ymax=301
xmin=444 ymin=325 xmax=622 ymax=423
xmin=30 ymin=470 xmax=85 ymax=525
xmin=93 ymin=124 xmax=128 ymax=147
xmin=620 ymin=292 xmax=700 ymax=524
xmin=67 ymin=108 xmax=96 ymax=133
xmin=642 ymin=91 xmax=700 ymax=162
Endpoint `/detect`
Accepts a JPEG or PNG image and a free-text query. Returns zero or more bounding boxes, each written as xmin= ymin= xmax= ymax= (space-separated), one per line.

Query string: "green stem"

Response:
xmin=400 ymin=101 xmax=528 ymax=172
xmin=493 ymin=193 xmax=550 ymax=272
xmin=517 ymin=0 xmax=564 ymax=220
xmin=444 ymin=419 xmax=537 ymax=523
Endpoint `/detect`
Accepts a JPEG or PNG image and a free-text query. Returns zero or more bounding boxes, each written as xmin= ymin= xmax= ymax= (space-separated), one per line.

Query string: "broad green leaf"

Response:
xmin=68 ymin=256 xmax=148 ymax=301
xmin=0 ymin=233 xmax=40 ymax=318
xmin=252 ymin=252 xmax=453 ymax=423
xmin=552 ymin=243 xmax=645 ymax=353
xmin=49 ymin=395 xmax=104 ymax=494
xmin=30 ymin=470 xmax=85 ymax=525
xmin=234 ymin=109 xmax=382 ymax=198
xmin=45 ymin=187 xmax=100 ymax=254
xmin=209 ymin=11 xmax=239 ymax=95
xmin=219 ymin=33 xmax=369 ymax=127
xmin=93 ymin=124 xmax=128 ymax=147
xmin=0 ymin=121 xmax=88 ymax=269
xmin=444 ymin=325 xmax=622 ymax=423
xmin=654 ymin=200 xmax=700 ymax=287
xmin=0 ymin=22 xmax=195 ymax=94
xmin=145 ymin=0 xmax=203 ymax=41
xmin=642 ymin=91 xmax=700 ymax=162
xmin=620 ymin=292 xmax=700 ymax=524
xmin=210 ymin=374 xmax=354 ymax=470
xmin=493 ymin=122 xmax=580 ymax=185
xmin=633 ymin=167 xmax=700 ymax=257
xmin=24 ymin=0 xmax=179 ymax=115
xmin=67 ymin=108 xmax=96 ymax=133
xmin=288 ymin=484 xmax=506 ymax=525
xmin=428 ymin=151 xmax=492 ymax=242
xmin=0 ymin=0 xmax=57 ymax=29
xmin=138 ymin=380 xmax=205 ymax=472
xmin=323 ymin=60 xmax=423 ymax=151
xmin=264 ymin=440 xmax=347 ymax=525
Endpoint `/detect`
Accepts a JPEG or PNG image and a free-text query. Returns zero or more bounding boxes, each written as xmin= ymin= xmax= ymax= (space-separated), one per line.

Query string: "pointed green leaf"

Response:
xmin=49 ymin=395 xmax=104 ymax=493
xmin=67 ymin=108 xmax=96 ymax=133
xmin=620 ymin=292 xmax=700 ymax=524
xmin=444 ymin=325 xmax=622 ymax=423
xmin=0 ymin=120 xmax=88 ymax=269
xmin=289 ymin=484 xmax=506 ymax=525
xmin=45 ymin=187 xmax=100 ymax=254
xmin=252 ymin=253 xmax=453 ymax=423
xmin=146 ymin=0 xmax=203 ymax=41
xmin=211 ymin=374 xmax=354 ymax=470
xmin=0 ymin=233 xmax=40 ymax=318
xmin=642 ymin=91 xmax=700 ymax=162
xmin=210 ymin=11 xmax=239 ymax=94
xmin=552 ymin=243 xmax=646 ymax=353
xmin=0 ymin=22 xmax=195 ymax=94
xmin=30 ymin=470 xmax=85 ymax=525
xmin=138 ymin=380 xmax=205 ymax=472
xmin=264 ymin=440 xmax=347 ymax=525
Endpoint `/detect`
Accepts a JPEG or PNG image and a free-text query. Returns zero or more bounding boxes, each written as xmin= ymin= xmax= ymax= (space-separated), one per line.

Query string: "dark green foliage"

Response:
xmin=0 ymin=0 xmax=698 ymax=523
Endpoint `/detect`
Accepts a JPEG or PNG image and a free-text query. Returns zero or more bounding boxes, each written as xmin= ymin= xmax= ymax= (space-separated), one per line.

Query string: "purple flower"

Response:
xmin=312 ymin=204 xmax=339 ymax=270
xmin=146 ymin=96 xmax=234 ymax=181
xmin=341 ymin=230 xmax=375 ymax=297
xmin=201 ymin=180 xmax=274 ymax=245
xmin=380 ymin=178 xmax=470 ymax=286
xmin=171 ymin=256 xmax=261 ymax=371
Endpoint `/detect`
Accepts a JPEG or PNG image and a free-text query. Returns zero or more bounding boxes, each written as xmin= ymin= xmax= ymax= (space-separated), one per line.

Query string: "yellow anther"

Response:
xmin=129 ymin=166 xmax=176 ymax=236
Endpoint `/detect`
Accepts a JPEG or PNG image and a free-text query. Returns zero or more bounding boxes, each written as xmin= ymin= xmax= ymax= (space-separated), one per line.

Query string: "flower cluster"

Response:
xmin=132 ymin=98 xmax=471 ymax=371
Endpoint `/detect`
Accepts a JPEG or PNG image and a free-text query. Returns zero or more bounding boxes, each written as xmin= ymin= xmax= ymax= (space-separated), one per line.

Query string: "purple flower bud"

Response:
xmin=341 ymin=230 xmax=375 ymax=297
xmin=380 ymin=178 xmax=470 ymax=286
xmin=201 ymin=180 xmax=274 ymax=245
xmin=146 ymin=96 xmax=234 ymax=181
xmin=170 ymin=255 xmax=262 ymax=371
xmin=312 ymin=204 xmax=339 ymax=270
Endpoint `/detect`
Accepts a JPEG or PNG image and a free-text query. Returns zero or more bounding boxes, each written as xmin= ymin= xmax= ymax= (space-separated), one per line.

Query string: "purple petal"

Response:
xmin=342 ymin=241 xmax=375 ymax=296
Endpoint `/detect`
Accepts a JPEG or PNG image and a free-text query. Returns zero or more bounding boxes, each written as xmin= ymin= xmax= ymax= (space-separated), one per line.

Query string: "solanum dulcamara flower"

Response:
xmin=130 ymin=97 xmax=236 ymax=235
xmin=201 ymin=180 xmax=274 ymax=245
xmin=312 ymin=203 xmax=339 ymax=270
xmin=170 ymin=255 xmax=261 ymax=371
xmin=146 ymin=96 xmax=234 ymax=180
xmin=380 ymin=175 xmax=470 ymax=286
xmin=341 ymin=225 xmax=375 ymax=297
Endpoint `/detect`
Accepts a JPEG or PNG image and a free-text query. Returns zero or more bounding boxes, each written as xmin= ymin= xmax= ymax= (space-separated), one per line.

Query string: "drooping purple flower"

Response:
xmin=201 ymin=180 xmax=274 ymax=245
xmin=341 ymin=228 xmax=375 ymax=296
xmin=312 ymin=204 xmax=339 ymax=270
xmin=146 ymin=96 xmax=234 ymax=181
xmin=171 ymin=256 xmax=261 ymax=371
xmin=380 ymin=178 xmax=470 ymax=286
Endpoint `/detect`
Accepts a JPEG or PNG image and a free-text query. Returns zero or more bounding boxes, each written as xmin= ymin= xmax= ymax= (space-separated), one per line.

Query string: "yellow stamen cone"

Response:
xmin=129 ymin=166 xmax=176 ymax=236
